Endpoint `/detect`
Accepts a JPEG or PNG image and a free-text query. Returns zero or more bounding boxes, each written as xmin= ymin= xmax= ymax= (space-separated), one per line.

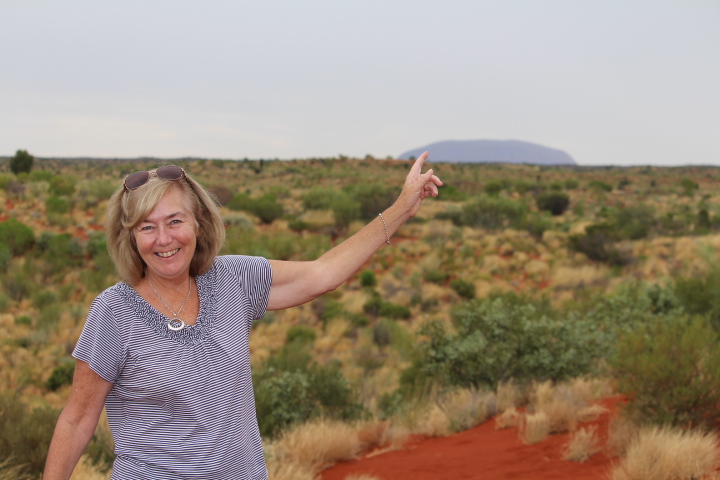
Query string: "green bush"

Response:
xmin=331 ymin=193 xmax=360 ymax=229
xmin=32 ymin=290 xmax=59 ymax=310
xmin=253 ymin=358 xmax=363 ymax=438
xmin=483 ymin=180 xmax=505 ymax=196
xmin=438 ymin=184 xmax=467 ymax=201
xmin=405 ymin=294 xmax=596 ymax=390
xmin=302 ymin=187 xmax=341 ymax=210
xmin=674 ymin=266 xmax=720 ymax=330
xmin=227 ymin=192 xmax=253 ymax=212
xmin=0 ymin=219 xmax=34 ymax=255
xmin=536 ymin=192 xmax=570 ymax=216
xmin=360 ymin=270 xmax=377 ymax=288
xmin=46 ymin=195 xmax=70 ymax=214
xmin=9 ymin=150 xmax=33 ymax=175
xmin=29 ymin=170 xmax=54 ymax=182
xmin=344 ymin=183 xmax=399 ymax=220
xmin=2 ymin=271 xmax=32 ymax=302
xmin=524 ymin=214 xmax=553 ymax=240
xmin=378 ymin=302 xmax=411 ymax=320
xmin=46 ymin=360 xmax=75 ymax=391
xmin=0 ymin=394 xmax=58 ymax=476
xmin=0 ymin=174 xmax=14 ymax=190
xmin=0 ymin=243 xmax=11 ymax=273
xmin=680 ymin=178 xmax=698 ymax=196
xmin=48 ymin=176 xmax=76 ymax=196
xmin=460 ymin=195 xmax=528 ymax=230
xmin=588 ymin=180 xmax=612 ymax=192
xmin=424 ymin=269 xmax=449 ymax=284
xmin=251 ymin=195 xmax=284 ymax=224
xmin=286 ymin=325 xmax=317 ymax=345
xmin=450 ymin=279 xmax=476 ymax=299
xmin=611 ymin=316 xmax=720 ymax=428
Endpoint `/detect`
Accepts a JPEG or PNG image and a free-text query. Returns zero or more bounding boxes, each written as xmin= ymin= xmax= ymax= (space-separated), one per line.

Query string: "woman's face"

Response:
xmin=133 ymin=187 xmax=198 ymax=282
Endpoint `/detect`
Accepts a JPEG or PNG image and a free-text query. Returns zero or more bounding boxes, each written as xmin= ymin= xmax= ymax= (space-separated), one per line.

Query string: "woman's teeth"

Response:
xmin=156 ymin=249 xmax=179 ymax=258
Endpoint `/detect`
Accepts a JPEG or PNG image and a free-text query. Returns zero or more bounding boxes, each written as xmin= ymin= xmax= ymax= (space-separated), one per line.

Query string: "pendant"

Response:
xmin=167 ymin=318 xmax=186 ymax=331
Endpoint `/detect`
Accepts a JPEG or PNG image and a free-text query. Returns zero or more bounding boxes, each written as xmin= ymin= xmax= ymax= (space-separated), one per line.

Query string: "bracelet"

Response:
xmin=378 ymin=213 xmax=391 ymax=245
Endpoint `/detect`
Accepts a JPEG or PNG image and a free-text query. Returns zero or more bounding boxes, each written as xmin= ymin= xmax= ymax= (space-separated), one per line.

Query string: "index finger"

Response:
xmin=410 ymin=151 xmax=430 ymax=176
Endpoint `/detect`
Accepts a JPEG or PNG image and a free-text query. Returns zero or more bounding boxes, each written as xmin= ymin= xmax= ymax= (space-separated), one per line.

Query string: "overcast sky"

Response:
xmin=1 ymin=1 xmax=718 ymax=165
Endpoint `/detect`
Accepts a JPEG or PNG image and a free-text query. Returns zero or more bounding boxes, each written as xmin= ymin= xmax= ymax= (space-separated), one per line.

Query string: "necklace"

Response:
xmin=147 ymin=276 xmax=193 ymax=331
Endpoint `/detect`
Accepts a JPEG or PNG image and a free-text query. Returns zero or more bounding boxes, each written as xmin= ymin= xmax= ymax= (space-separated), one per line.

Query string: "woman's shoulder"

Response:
xmin=211 ymin=255 xmax=270 ymax=272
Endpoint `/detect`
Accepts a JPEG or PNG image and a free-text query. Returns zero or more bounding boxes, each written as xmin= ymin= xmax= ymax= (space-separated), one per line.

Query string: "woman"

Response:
xmin=44 ymin=153 xmax=442 ymax=479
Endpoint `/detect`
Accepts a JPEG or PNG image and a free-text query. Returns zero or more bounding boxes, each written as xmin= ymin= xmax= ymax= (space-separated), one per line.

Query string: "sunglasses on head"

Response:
xmin=123 ymin=166 xmax=186 ymax=191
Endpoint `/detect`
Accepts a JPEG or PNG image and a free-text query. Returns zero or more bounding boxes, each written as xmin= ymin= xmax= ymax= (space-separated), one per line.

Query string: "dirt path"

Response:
xmin=322 ymin=397 xmax=622 ymax=480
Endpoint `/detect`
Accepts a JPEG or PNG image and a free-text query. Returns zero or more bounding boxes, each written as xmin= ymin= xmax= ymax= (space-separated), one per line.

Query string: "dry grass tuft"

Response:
xmin=345 ymin=475 xmax=383 ymax=480
xmin=610 ymin=426 xmax=720 ymax=480
xmin=495 ymin=407 xmax=521 ymax=430
xmin=576 ymin=404 xmax=608 ymax=423
xmin=0 ymin=457 xmax=32 ymax=480
xmin=271 ymin=418 xmax=360 ymax=473
xmin=437 ymin=388 xmax=496 ymax=433
xmin=562 ymin=426 xmax=600 ymax=462
xmin=496 ymin=380 xmax=523 ymax=411
xmin=266 ymin=460 xmax=316 ymax=480
xmin=519 ymin=411 xmax=550 ymax=445
xmin=356 ymin=421 xmax=408 ymax=454
xmin=415 ymin=405 xmax=451 ymax=437
xmin=69 ymin=455 xmax=111 ymax=480
xmin=606 ymin=417 xmax=641 ymax=458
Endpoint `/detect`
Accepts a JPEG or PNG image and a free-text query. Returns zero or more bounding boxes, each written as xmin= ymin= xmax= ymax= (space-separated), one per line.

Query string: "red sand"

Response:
xmin=322 ymin=397 xmax=623 ymax=480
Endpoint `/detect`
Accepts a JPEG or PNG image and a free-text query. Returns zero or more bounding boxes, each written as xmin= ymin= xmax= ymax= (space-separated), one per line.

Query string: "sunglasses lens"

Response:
xmin=124 ymin=171 xmax=150 ymax=190
xmin=156 ymin=166 xmax=184 ymax=181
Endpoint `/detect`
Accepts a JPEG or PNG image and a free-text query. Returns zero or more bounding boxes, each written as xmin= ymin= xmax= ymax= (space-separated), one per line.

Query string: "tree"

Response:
xmin=9 ymin=150 xmax=34 ymax=175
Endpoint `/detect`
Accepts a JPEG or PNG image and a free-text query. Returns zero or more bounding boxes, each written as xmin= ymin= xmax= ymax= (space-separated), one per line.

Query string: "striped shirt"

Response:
xmin=73 ymin=255 xmax=272 ymax=480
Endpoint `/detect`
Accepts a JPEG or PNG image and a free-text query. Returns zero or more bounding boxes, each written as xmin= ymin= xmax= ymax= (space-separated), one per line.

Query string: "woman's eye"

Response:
xmin=140 ymin=225 xmax=153 ymax=231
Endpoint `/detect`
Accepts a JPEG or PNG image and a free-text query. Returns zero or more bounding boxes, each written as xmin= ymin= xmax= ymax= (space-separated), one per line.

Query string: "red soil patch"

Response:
xmin=322 ymin=396 xmax=623 ymax=480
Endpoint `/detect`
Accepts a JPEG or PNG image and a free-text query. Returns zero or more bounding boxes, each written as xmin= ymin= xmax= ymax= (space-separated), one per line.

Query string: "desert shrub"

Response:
xmin=46 ymin=359 xmax=75 ymax=391
xmin=674 ymin=268 xmax=720 ymax=330
xmin=568 ymin=224 xmax=632 ymax=266
xmin=302 ymin=187 xmax=342 ymax=210
xmin=227 ymin=192 xmax=253 ymax=212
xmin=0 ymin=294 xmax=9 ymax=313
xmin=253 ymin=358 xmax=364 ymax=438
xmin=360 ymin=270 xmax=377 ymax=288
xmin=0 ymin=219 xmax=34 ymax=255
xmin=43 ymin=233 xmax=83 ymax=275
xmin=0 ymin=243 xmax=10 ymax=273
xmin=535 ymin=192 xmax=570 ymax=216
xmin=564 ymin=179 xmax=579 ymax=190
xmin=613 ymin=205 xmax=655 ymax=240
xmin=331 ymin=193 xmax=360 ymax=229
xmin=45 ymin=194 xmax=70 ymax=214
xmin=588 ymin=180 xmax=612 ymax=192
xmin=286 ymin=325 xmax=317 ymax=345
xmin=434 ymin=207 xmax=463 ymax=226
xmin=483 ymin=180 xmax=505 ymax=196
xmin=48 ymin=176 xmax=76 ymax=196
xmin=0 ymin=174 xmax=14 ymax=189
xmin=9 ymin=150 xmax=33 ymax=175
xmin=378 ymin=302 xmax=411 ymax=320
xmin=460 ymin=195 xmax=528 ymax=230
xmin=450 ymin=279 xmax=475 ymax=299
xmin=251 ymin=195 xmax=284 ymax=224
xmin=438 ymin=184 xmax=467 ymax=201
xmin=288 ymin=218 xmax=309 ymax=232
xmin=524 ymin=214 xmax=552 ymax=240
xmin=37 ymin=304 xmax=63 ymax=331
xmin=424 ymin=269 xmax=449 ymax=284
xmin=514 ymin=179 xmax=531 ymax=194
xmin=32 ymin=290 xmax=59 ymax=310
xmin=2 ymin=271 xmax=32 ymax=301
xmin=610 ymin=315 xmax=720 ymax=428
xmin=344 ymin=183 xmax=400 ymax=220
xmin=29 ymin=170 xmax=54 ymax=182
xmin=404 ymin=293 xmax=596 ymax=391
xmin=680 ymin=177 xmax=698 ymax=196
xmin=362 ymin=296 xmax=383 ymax=317
xmin=0 ymin=394 xmax=58 ymax=476
xmin=15 ymin=315 xmax=31 ymax=326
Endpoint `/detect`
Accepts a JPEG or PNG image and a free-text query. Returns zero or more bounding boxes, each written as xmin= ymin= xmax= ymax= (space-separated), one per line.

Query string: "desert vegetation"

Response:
xmin=2 ymin=156 xmax=720 ymax=478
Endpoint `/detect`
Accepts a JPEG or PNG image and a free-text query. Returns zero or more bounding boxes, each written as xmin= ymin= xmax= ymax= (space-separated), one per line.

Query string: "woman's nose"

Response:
xmin=156 ymin=226 xmax=172 ymax=245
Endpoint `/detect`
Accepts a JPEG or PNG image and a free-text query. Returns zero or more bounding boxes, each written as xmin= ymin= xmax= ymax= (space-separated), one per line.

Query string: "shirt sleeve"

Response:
xmin=217 ymin=255 xmax=272 ymax=321
xmin=72 ymin=291 xmax=124 ymax=383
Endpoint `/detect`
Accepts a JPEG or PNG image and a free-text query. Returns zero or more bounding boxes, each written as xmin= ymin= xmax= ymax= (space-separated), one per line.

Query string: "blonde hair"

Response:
xmin=105 ymin=168 xmax=226 ymax=285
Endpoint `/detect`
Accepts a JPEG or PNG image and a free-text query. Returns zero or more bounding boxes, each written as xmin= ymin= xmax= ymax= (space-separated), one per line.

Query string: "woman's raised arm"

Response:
xmin=267 ymin=152 xmax=442 ymax=310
